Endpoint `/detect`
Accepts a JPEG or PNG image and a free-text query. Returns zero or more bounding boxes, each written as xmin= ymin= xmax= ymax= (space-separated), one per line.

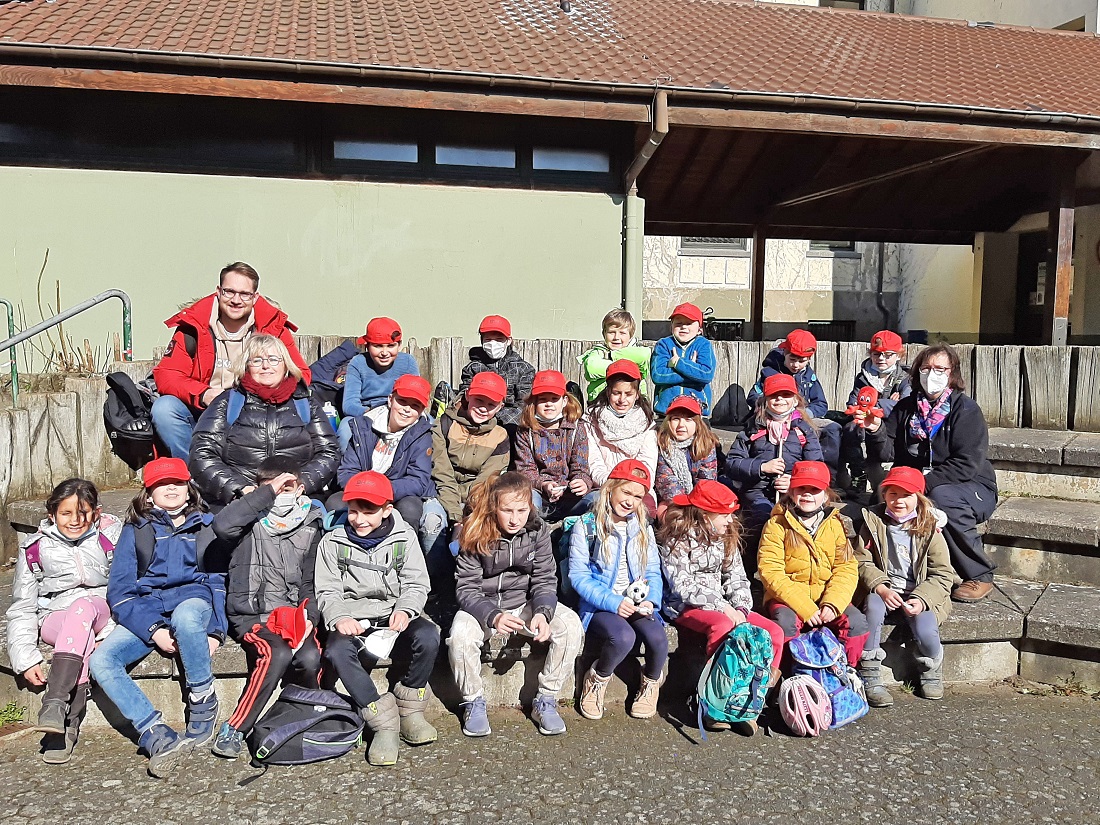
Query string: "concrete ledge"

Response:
xmin=1063 ymin=432 xmax=1100 ymax=469
xmin=987 ymin=428 xmax=1078 ymax=464
xmin=986 ymin=497 xmax=1100 ymax=547
xmin=1025 ymin=583 xmax=1100 ymax=649
xmin=986 ymin=540 xmax=1100 ymax=587
xmin=1020 ymin=641 xmax=1100 ymax=691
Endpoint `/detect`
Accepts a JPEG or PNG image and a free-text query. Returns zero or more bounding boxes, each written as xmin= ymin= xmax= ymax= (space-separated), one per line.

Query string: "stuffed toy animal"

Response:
xmin=845 ymin=386 xmax=885 ymax=428
xmin=625 ymin=579 xmax=652 ymax=615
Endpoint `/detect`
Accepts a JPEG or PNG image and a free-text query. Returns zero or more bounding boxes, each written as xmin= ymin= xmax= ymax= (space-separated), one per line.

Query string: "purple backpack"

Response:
xmin=24 ymin=532 xmax=114 ymax=581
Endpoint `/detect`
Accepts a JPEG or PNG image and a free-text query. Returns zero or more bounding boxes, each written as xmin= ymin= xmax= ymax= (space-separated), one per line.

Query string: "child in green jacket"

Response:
xmin=578 ymin=309 xmax=652 ymax=403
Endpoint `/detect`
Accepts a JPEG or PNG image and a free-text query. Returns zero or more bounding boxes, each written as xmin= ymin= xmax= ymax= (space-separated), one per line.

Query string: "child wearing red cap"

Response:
xmin=756 ymin=461 xmax=869 ymax=669
xmin=650 ymin=302 xmax=716 ymax=416
xmin=580 ymin=360 xmax=658 ymax=512
xmin=515 ymin=370 xmax=596 ymax=520
xmin=207 ymin=457 xmax=325 ymax=760
xmin=578 ymin=308 xmax=652 ymax=403
xmin=339 ymin=318 xmax=421 ymax=446
xmin=726 ymin=373 xmax=823 ymax=549
xmin=315 ymin=471 xmax=437 ymax=767
xmin=654 ymin=395 xmax=720 ymax=507
xmin=459 ymin=315 xmax=535 ymax=427
xmin=840 ymin=330 xmax=912 ymax=496
xmin=569 ymin=460 xmax=666 ymax=721
xmin=449 ymin=472 xmax=584 ymax=737
xmin=89 ymin=458 xmax=226 ymax=778
xmin=7 ymin=478 xmax=121 ymax=764
xmin=336 ymin=373 xmax=437 ymax=531
xmin=656 ymin=480 xmax=784 ymax=732
xmin=427 ymin=371 xmax=512 ymax=593
xmin=855 ymin=466 xmax=953 ymax=706
xmin=746 ymin=329 xmax=840 ymax=485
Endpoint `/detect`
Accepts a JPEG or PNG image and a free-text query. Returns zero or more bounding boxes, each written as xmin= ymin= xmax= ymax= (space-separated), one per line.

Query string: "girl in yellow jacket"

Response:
xmin=756 ymin=461 xmax=870 ymax=668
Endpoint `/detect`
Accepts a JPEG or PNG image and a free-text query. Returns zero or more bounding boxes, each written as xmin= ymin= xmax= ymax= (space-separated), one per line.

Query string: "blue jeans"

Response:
xmin=90 ymin=598 xmax=215 ymax=734
xmin=531 ymin=489 xmax=598 ymax=521
xmin=151 ymin=394 xmax=198 ymax=460
xmin=336 ymin=417 xmax=354 ymax=452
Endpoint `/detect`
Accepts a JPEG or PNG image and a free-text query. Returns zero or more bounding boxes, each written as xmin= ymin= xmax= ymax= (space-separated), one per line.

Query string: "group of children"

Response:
xmin=7 ymin=306 xmax=954 ymax=773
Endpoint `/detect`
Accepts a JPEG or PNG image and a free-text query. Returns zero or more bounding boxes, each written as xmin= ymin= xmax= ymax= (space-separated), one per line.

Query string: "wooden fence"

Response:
xmin=291 ymin=335 xmax=1100 ymax=432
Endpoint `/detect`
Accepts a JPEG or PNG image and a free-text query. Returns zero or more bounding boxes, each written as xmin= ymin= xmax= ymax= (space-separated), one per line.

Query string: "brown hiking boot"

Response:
xmin=951 ymin=580 xmax=993 ymax=603
xmin=629 ymin=674 xmax=663 ymax=719
xmin=579 ymin=667 xmax=611 ymax=720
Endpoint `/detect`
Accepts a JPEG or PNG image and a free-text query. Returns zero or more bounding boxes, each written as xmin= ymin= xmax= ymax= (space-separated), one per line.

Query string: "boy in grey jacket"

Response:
xmin=316 ymin=470 xmax=438 ymax=767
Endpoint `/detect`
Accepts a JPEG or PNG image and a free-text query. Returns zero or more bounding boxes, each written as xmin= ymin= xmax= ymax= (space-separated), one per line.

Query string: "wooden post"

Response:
xmin=750 ymin=226 xmax=767 ymax=341
xmin=1044 ymin=161 xmax=1076 ymax=346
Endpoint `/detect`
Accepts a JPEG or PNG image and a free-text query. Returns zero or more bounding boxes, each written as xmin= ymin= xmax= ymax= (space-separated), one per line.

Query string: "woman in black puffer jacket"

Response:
xmin=189 ymin=334 xmax=340 ymax=505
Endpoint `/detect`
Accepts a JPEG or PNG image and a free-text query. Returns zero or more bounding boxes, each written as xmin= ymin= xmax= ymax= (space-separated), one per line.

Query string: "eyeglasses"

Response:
xmin=919 ymin=366 xmax=950 ymax=376
xmin=247 ymin=356 xmax=284 ymax=367
xmin=873 ymin=351 xmax=899 ymax=359
xmin=219 ymin=287 xmax=257 ymax=302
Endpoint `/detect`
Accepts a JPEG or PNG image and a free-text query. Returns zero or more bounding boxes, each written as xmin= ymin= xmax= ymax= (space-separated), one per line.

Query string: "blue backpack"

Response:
xmin=695 ymin=622 xmax=773 ymax=738
xmin=787 ymin=627 xmax=868 ymax=729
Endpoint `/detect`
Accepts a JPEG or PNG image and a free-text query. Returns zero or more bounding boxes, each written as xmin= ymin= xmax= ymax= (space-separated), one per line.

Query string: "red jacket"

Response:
xmin=152 ymin=293 xmax=311 ymax=409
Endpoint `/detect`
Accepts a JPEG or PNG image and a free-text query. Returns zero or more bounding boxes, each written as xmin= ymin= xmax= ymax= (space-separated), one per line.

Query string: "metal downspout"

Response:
xmin=622 ymin=91 xmax=669 ymax=321
xmin=0 ymin=298 xmax=17 ymax=406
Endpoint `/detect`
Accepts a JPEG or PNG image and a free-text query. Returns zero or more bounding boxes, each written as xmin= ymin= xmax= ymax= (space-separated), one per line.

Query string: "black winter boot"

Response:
xmin=35 ymin=653 xmax=85 ymax=734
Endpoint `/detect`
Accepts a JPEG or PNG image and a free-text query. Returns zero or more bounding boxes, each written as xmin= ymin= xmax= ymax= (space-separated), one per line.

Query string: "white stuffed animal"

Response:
xmin=625 ymin=579 xmax=652 ymax=615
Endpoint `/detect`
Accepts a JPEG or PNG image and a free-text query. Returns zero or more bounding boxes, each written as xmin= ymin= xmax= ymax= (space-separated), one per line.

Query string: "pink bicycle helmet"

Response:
xmin=779 ymin=675 xmax=832 ymax=737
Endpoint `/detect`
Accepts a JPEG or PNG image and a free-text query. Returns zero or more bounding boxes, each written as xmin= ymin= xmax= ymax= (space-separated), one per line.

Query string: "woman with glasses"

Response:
xmin=189 ymin=335 xmax=340 ymax=506
xmin=861 ymin=344 xmax=998 ymax=603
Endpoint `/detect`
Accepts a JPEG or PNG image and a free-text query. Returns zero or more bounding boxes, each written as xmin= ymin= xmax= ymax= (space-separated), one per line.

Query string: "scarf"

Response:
xmin=345 ymin=515 xmax=395 ymax=553
xmin=661 ymin=437 xmax=695 ymax=493
xmin=764 ymin=410 xmax=792 ymax=447
xmin=909 ymin=389 xmax=952 ymax=442
xmin=239 ymin=373 xmax=298 ymax=405
xmin=594 ymin=405 xmax=651 ymax=459
xmin=260 ymin=495 xmax=312 ymax=535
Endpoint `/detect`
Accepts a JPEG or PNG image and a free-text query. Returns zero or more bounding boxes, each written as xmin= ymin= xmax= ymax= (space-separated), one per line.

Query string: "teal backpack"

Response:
xmin=696 ymin=622 xmax=773 ymax=739
xmin=558 ymin=511 xmax=597 ymax=604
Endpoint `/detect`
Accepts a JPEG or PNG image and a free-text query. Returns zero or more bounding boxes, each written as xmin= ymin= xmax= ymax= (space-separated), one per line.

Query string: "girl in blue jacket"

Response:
xmin=89 ymin=458 xmax=227 ymax=779
xmin=569 ymin=459 xmax=666 ymax=722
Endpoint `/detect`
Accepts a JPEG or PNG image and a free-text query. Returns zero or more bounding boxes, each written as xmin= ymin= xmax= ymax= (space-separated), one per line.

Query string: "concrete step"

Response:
xmin=984 ymin=497 xmax=1100 ymax=586
xmin=1021 ymin=583 xmax=1100 ymax=690
xmin=990 ymin=428 xmax=1100 ymax=503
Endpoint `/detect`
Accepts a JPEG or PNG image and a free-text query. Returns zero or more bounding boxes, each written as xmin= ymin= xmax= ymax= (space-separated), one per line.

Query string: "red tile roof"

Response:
xmin=3 ymin=0 xmax=1100 ymax=119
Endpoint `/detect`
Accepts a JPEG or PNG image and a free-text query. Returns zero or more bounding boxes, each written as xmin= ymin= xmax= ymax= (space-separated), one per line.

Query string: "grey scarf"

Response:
xmin=661 ymin=437 xmax=695 ymax=493
xmin=594 ymin=405 xmax=651 ymax=459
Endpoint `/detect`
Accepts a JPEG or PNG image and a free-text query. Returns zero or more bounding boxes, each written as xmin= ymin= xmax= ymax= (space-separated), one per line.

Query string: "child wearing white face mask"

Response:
xmin=208 ymin=457 xmax=325 ymax=760
xmin=459 ymin=314 xmax=535 ymax=427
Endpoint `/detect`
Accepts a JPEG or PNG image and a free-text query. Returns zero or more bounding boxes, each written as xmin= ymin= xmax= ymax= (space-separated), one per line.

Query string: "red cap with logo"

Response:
xmin=392 ymin=374 xmax=431 ymax=408
xmin=608 ymin=459 xmax=652 ymax=488
xmin=880 ymin=466 xmax=926 ymax=495
xmin=359 ymin=317 xmax=402 ymax=346
xmin=467 ymin=371 xmax=507 ymax=404
xmin=788 ymin=460 xmax=831 ymax=492
xmin=870 ymin=330 xmax=903 ymax=354
xmin=665 ymin=396 xmax=702 ymax=417
xmin=342 ymin=470 xmax=394 ymax=505
xmin=669 ymin=302 xmax=704 ymax=326
xmin=143 ymin=457 xmax=191 ymax=488
xmin=478 ymin=315 xmax=512 ymax=337
xmin=763 ymin=373 xmax=799 ymax=397
xmin=779 ymin=329 xmax=818 ymax=358
xmin=531 ymin=370 xmax=567 ymax=397
xmin=606 ymin=360 xmax=642 ymax=382
xmin=671 ymin=479 xmax=739 ymax=514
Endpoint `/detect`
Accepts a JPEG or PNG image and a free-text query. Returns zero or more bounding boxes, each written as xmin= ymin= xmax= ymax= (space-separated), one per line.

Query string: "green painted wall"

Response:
xmin=1 ymin=167 xmax=624 ymax=366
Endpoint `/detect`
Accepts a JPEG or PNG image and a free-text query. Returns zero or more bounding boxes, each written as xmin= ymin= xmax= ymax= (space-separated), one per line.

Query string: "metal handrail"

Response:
xmin=0 ymin=290 xmax=133 ymax=407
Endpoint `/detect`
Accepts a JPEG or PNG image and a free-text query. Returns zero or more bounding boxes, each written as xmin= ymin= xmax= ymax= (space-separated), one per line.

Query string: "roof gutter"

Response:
xmin=2 ymin=41 xmax=1100 ymax=130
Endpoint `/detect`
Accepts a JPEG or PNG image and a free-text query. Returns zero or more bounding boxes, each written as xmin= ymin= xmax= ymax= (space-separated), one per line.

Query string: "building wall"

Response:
xmin=1 ymin=167 xmax=624 ymax=368
xmin=897 ymin=0 xmax=1098 ymax=30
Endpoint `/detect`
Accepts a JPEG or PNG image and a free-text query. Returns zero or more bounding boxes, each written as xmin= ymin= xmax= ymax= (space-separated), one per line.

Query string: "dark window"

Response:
xmin=532 ymin=147 xmax=610 ymax=173
xmin=333 ymin=139 xmax=418 ymax=163
xmin=820 ymin=0 xmax=865 ymax=9
xmin=435 ymin=145 xmax=517 ymax=168
xmin=680 ymin=236 xmax=749 ymax=256
xmin=809 ymin=240 xmax=858 ymax=253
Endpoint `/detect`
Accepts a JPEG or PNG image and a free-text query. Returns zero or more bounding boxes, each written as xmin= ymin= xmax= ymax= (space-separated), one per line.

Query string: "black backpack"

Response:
xmin=103 ymin=371 xmax=156 ymax=469
xmin=247 ymin=686 xmax=364 ymax=766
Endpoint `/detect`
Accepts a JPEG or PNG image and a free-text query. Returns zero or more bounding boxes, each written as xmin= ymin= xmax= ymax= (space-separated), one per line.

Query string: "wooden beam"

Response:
xmin=750 ymin=227 xmax=767 ymax=341
xmin=1044 ymin=161 xmax=1076 ymax=346
xmin=645 ymin=221 xmax=975 ymax=245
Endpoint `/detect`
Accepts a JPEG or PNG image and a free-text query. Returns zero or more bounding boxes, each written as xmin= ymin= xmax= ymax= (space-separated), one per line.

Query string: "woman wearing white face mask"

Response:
xmin=862 ymin=345 xmax=998 ymax=603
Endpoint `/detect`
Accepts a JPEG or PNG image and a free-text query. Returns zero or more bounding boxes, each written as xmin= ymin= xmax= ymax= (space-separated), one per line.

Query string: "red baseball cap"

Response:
xmin=144 ymin=457 xmax=190 ymax=488
xmin=342 ymin=471 xmax=394 ymax=505
xmin=779 ymin=329 xmax=817 ymax=358
xmin=479 ymin=315 xmax=512 ymax=337
xmin=467 ymin=371 xmax=507 ymax=404
xmin=669 ymin=302 xmax=704 ymax=326
xmin=672 ymin=479 xmax=739 ymax=514
xmin=360 ymin=317 xmax=402 ymax=346
xmin=788 ymin=461 xmax=831 ymax=492
xmin=881 ymin=466 xmax=926 ymax=495
xmin=763 ymin=373 xmax=799 ymax=397
xmin=606 ymin=360 xmax=642 ymax=382
xmin=392 ymin=374 xmax=430 ymax=408
xmin=531 ymin=370 xmax=567 ymax=397
xmin=870 ymin=330 xmax=903 ymax=354
xmin=608 ymin=459 xmax=652 ymax=488
xmin=665 ymin=396 xmax=702 ymax=417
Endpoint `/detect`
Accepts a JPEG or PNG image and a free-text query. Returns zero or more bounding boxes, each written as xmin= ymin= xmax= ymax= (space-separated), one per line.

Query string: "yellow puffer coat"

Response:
xmin=757 ymin=504 xmax=858 ymax=622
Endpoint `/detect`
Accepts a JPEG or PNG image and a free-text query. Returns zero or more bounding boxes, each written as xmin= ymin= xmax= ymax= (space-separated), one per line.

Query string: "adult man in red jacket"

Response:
xmin=151 ymin=262 xmax=311 ymax=458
